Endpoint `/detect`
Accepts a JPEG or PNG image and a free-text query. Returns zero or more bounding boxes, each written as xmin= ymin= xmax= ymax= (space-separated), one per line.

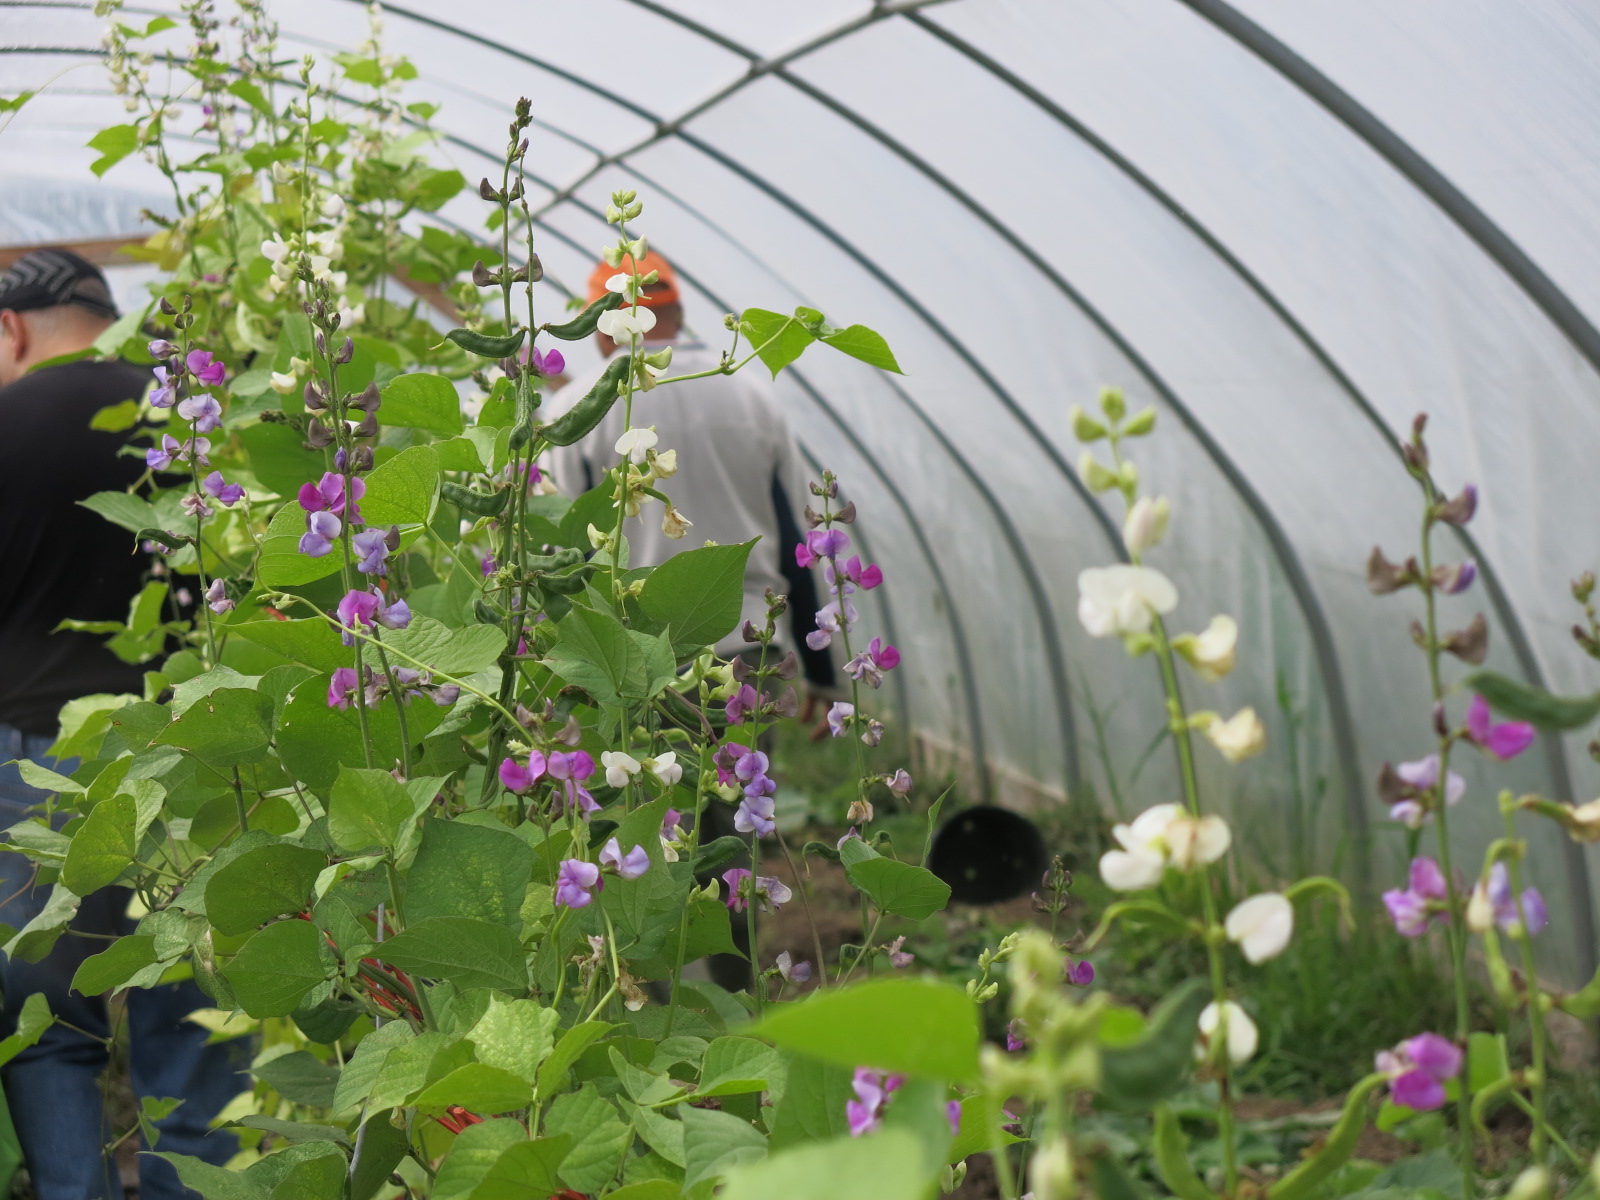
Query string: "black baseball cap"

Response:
xmin=0 ymin=247 xmax=120 ymax=319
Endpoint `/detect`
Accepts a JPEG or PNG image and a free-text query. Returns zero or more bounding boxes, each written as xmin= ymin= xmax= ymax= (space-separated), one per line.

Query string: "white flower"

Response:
xmin=1466 ymin=879 xmax=1493 ymax=933
xmin=1177 ymin=615 xmax=1238 ymax=683
xmin=1225 ymin=893 xmax=1293 ymax=963
xmin=320 ymin=193 xmax=346 ymax=220
xmin=1568 ymin=798 xmax=1600 ymax=841
xmin=1122 ymin=496 xmax=1170 ymax=556
xmin=310 ymin=229 xmax=341 ymax=258
xmin=1077 ymin=565 xmax=1178 ymax=638
xmin=662 ymin=505 xmax=692 ymax=540
xmin=614 ymin=426 xmax=658 ymax=464
xmin=649 ymin=448 xmax=678 ymax=479
xmin=643 ymin=752 xmax=682 ymax=787
xmin=261 ymin=234 xmax=291 ymax=263
xmin=269 ymin=371 xmax=297 ymax=395
xmin=1198 ymin=1001 xmax=1258 ymax=1066
xmin=1100 ymin=846 xmax=1167 ymax=891
xmin=605 ymin=271 xmax=643 ymax=302
xmin=601 ymin=751 xmax=641 ymax=788
xmin=1204 ymin=707 xmax=1266 ymax=763
xmin=596 ymin=306 xmax=656 ymax=345
xmin=1164 ymin=814 xmax=1232 ymax=869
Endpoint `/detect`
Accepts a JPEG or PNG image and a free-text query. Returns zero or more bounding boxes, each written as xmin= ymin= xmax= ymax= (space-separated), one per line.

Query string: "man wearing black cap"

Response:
xmin=0 ymin=249 xmax=247 ymax=1199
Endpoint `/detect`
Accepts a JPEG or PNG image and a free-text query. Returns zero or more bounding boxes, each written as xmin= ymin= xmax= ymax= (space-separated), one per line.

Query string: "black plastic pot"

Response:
xmin=927 ymin=805 xmax=1050 ymax=905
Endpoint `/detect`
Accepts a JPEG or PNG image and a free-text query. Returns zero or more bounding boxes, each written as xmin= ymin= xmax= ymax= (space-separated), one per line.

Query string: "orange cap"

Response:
xmin=587 ymin=250 xmax=679 ymax=309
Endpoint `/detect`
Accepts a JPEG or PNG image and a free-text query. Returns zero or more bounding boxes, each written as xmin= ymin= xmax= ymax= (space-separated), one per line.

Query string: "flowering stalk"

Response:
xmin=1095 ymin=401 xmax=1240 ymax=1193
xmin=1495 ymin=794 xmax=1550 ymax=1160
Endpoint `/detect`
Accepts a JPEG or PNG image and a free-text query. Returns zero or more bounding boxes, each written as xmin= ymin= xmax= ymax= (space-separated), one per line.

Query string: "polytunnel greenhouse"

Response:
xmin=1 ymin=2 xmax=1598 ymax=1198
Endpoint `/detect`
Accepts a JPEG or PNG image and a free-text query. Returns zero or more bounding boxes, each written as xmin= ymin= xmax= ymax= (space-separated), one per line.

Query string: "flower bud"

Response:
xmin=479 ymin=177 xmax=501 ymax=202
xmin=1366 ymin=547 xmax=1412 ymax=594
xmin=1068 ymin=403 xmax=1107 ymax=443
xmin=1122 ymin=495 xmax=1170 ymax=556
xmin=1121 ymin=406 xmax=1157 ymax=437
xmin=471 ymin=260 xmax=497 ymax=287
xmin=1506 ymin=1166 xmax=1549 ymax=1200
xmin=1442 ymin=613 xmax=1489 ymax=665
xmin=335 ymin=337 xmax=355 ymax=366
xmin=1466 ymin=878 xmax=1493 ymax=933
xmin=304 ymin=419 xmax=334 ymax=449
xmin=1078 ymin=451 xmax=1119 ymax=494
xmin=1028 ymin=1139 xmax=1075 ymax=1200
xmin=1434 ymin=484 xmax=1478 ymax=526
xmin=1098 ymin=386 xmax=1126 ymax=423
xmin=1173 ymin=614 xmax=1237 ymax=682
xmin=349 ymin=446 xmax=374 ymax=472
xmin=1202 ymin=707 xmax=1266 ymax=763
xmin=1573 ymin=572 xmax=1596 ymax=604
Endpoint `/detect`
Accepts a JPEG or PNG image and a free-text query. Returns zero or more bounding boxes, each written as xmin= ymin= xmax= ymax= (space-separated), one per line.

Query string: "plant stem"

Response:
xmin=1500 ymin=804 xmax=1549 ymax=1162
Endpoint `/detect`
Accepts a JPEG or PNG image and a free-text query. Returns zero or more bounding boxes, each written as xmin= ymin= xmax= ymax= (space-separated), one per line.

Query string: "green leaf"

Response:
xmin=0 ymin=993 xmax=56 ymax=1068
xmin=5 ymin=884 xmax=79 ymax=962
xmin=258 ymin=504 xmax=347 ymax=588
xmin=80 ymin=491 xmax=159 ymax=536
xmin=382 ymin=373 xmax=464 ymax=435
xmin=237 ymin=423 xmax=326 ymax=498
xmin=327 ymin=767 xmax=430 ymax=856
xmin=222 ymin=920 xmax=330 ymax=1018
xmin=0 ymin=91 xmax=35 ymax=114
xmin=680 ymin=1105 xmax=766 ymax=1190
xmin=363 ymin=444 xmax=441 ymax=526
xmin=153 ymin=687 xmax=274 ymax=767
xmin=205 ymin=844 xmax=326 ymax=936
xmin=227 ymin=78 xmax=272 ymax=115
xmin=839 ymin=841 xmax=950 ymax=920
xmin=88 ymin=123 xmax=141 ymax=176
xmin=380 ymin=615 xmax=505 ymax=676
xmin=544 ymin=604 xmax=665 ymax=706
xmin=1461 ymin=670 xmax=1600 ymax=731
xmin=1097 ymin=980 xmax=1209 ymax=1110
xmin=738 ymin=309 xmax=814 ymax=378
xmin=349 ymin=1110 xmax=410 ymax=1199
xmin=367 ymin=1033 xmax=462 ymax=1113
xmin=254 ymin=1050 xmax=342 ymax=1109
xmin=411 ymin=1063 xmax=533 ymax=1113
xmin=230 ymin=618 xmax=348 ymax=674
xmin=328 ymin=1021 xmax=414 ymax=1115
xmin=405 ymin=818 xmax=534 ymax=927
xmin=537 ymin=1021 xmax=615 ymax=1098
xmin=467 ymin=996 xmax=559 ymax=1084
xmin=545 ymin=1083 xmax=632 ymax=1193
xmin=638 ymin=541 xmax=756 ymax=650
xmin=749 ymin=977 xmax=979 ymax=1081
xmin=152 ymin=1153 xmax=268 ymax=1200
xmin=820 ymin=325 xmax=902 ymax=374
xmin=250 ymin=1142 xmax=347 ymax=1200
xmin=768 ymin=1053 xmax=852 ymax=1148
xmin=1466 ymin=1031 xmax=1510 ymax=1092
xmin=233 ymin=1116 xmax=350 ymax=1147
xmin=470 ymin=1136 xmax=572 ymax=1200
xmin=697 ymin=1036 xmax=778 ymax=1097
xmin=431 ymin=1119 xmax=522 ymax=1200
xmin=377 ymin=917 xmax=528 ymax=992
xmin=71 ymin=934 xmax=161 ymax=996
xmin=61 ymin=792 xmax=136 ymax=895
xmin=720 ymin=1129 xmax=925 ymax=1200
xmin=1152 ymin=1105 xmax=1222 ymax=1200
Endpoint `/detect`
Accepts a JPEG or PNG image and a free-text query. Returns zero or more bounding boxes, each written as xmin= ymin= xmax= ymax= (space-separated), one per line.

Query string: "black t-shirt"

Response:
xmin=0 ymin=359 xmax=151 ymax=735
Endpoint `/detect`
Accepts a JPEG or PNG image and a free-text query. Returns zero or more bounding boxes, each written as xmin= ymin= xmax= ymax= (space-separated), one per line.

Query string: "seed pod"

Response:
xmin=540 ymin=292 xmax=624 ymax=342
xmin=447 ymin=326 xmax=526 ymax=359
xmin=441 ymin=480 xmax=509 ymax=517
xmin=539 ymin=355 xmax=630 ymax=447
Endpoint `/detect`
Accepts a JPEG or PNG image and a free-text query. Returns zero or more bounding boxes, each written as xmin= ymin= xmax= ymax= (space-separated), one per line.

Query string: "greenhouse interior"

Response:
xmin=1 ymin=1 xmax=1598 ymax=1198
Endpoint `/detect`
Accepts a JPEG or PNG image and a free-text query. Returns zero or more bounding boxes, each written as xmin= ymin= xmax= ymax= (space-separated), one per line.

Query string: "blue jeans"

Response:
xmin=0 ymin=725 xmax=251 ymax=1200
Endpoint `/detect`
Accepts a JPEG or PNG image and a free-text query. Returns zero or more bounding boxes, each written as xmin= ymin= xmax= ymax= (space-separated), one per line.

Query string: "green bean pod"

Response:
xmin=1152 ymin=1106 xmax=1221 ymax=1200
xmin=538 ymin=355 xmax=632 ymax=448
xmin=541 ymin=292 xmax=624 ymax=341
xmin=441 ymin=481 xmax=510 ymax=517
xmin=447 ymin=326 xmax=526 ymax=359
xmin=1267 ymin=1074 xmax=1385 ymax=1200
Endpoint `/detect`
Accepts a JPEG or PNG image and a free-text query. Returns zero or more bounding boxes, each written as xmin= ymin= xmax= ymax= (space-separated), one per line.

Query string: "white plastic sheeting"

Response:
xmin=3 ymin=0 xmax=1598 ymax=978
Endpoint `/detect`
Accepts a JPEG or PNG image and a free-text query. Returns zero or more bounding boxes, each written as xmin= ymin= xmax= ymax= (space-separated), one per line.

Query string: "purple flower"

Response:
xmin=499 ymin=750 xmax=548 ymax=794
xmin=886 ymin=936 xmax=913 ymax=968
xmin=1486 ymin=863 xmax=1548 ymax=937
xmin=146 ymin=434 xmax=182 ymax=471
xmin=178 ymin=392 xmax=222 ymax=434
xmin=734 ymin=750 xmax=768 ymax=782
xmin=868 ymin=636 xmax=900 ymax=671
xmin=298 ymin=472 xmax=363 ymax=520
xmin=202 ymin=471 xmax=245 ymax=506
xmin=1396 ymin=754 xmax=1465 ymax=803
xmin=776 ymin=952 xmax=811 ymax=984
xmin=795 ymin=541 xmax=817 ymax=569
xmin=180 ymin=492 xmax=212 ymax=519
xmin=351 ymin=528 xmax=390 ymax=576
xmin=555 ymin=859 xmax=602 ymax=909
xmin=149 ymin=365 xmax=175 ymax=408
xmin=375 ymin=593 xmax=411 ymax=630
xmin=186 ymin=349 xmax=227 ymax=386
xmin=148 ymin=339 xmax=178 ymax=359
xmin=549 ymin=751 xmax=598 ymax=816
xmin=1006 ymin=1019 xmax=1027 ymax=1052
xmin=846 ymin=1068 xmax=903 ymax=1138
xmin=205 ymin=578 xmax=234 ymax=614
xmin=1068 ymin=959 xmax=1095 ymax=986
xmin=836 ymin=826 xmax=860 ymax=850
xmin=743 ymin=773 xmax=777 ymax=801
xmin=481 ymin=554 xmax=497 ymax=577
xmin=299 ymin=510 xmax=341 ymax=557
xmin=1465 ymin=695 xmax=1535 ymax=761
xmin=887 ymin=769 xmax=913 ymax=796
xmin=336 ymin=589 xmax=379 ymax=645
xmin=327 ymin=666 xmax=362 ymax=709
xmin=599 ymin=837 xmax=650 ymax=880
xmin=806 ymin=527 xmax=850 ymax=559
xmin=827 ymin=701 xmax=854 ymax=738
xmin=735 ymin=795 xmax=776 ymax=838
xmin=1383 ymin=857 xmax=1449 ymax=938
xmin=946 ymin=1100 xmax=962 ymax=1137
xmin=1436 ymin=560 xmax=1476 ymax=595
xmin=843 ymin=555 xmax=883 ymax=590
xmin=1377 ymin=1032 xmax=1462 ymax=1112
xmin=722 ymin=868 xmax=792 ymax=913
xmin=725 ymin=684 xmax=758 ymax=725
xmin=527 ymin=345 xmax=565 ymax=377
